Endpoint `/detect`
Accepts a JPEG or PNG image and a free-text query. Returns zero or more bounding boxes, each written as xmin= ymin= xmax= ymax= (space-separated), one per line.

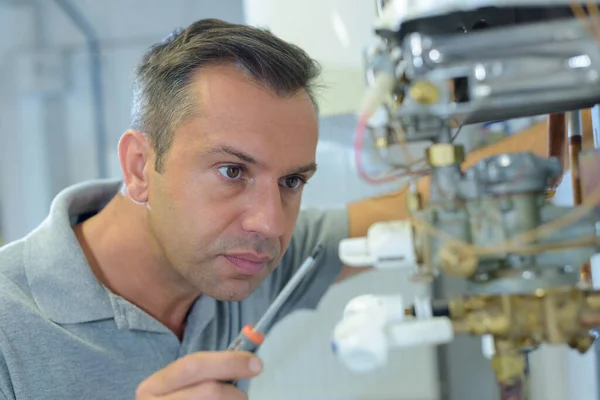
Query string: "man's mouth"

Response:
xmin=223 ymin=253 xmax=272 ymax=276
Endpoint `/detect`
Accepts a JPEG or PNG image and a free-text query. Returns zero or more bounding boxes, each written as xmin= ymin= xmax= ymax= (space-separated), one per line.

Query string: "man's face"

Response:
xmin=146 ymin=65 xmax=319 ymax=301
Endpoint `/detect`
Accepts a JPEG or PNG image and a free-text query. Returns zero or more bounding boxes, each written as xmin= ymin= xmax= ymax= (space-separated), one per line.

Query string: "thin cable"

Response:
xmin=368 ymin=127 xmax=428 ymax=170
xmin=354 ymin=116 xmax=430 ymax=184
xmin=409 ymin=178 xmax=600 ymax=256
xmin=450 ymin=121 xmax=465 ymax=143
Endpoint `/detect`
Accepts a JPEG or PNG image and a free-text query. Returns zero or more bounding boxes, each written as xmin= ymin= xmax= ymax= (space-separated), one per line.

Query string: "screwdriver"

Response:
xmin=225 ymin=244 xmax=324 ymax=383
xmin=227 ymin=243 xmax=324 ymax=352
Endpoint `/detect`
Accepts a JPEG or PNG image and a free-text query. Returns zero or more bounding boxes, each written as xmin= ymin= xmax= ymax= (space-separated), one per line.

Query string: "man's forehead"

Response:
xmin=189 ymin=64 xmax=318 ymax=122
xmin=172 ymin=114 xmax=318 ymax=174
xmin=170 ymin=65 xmax=319 ymax=169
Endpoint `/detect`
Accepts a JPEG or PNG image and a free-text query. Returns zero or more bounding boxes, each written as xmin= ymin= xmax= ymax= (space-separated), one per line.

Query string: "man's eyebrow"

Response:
xmin=206 ymin=144 xmax=317 ymax=175
xmin=288 ymin=162 xmax=318 ymax=176
xmin=205 ymin=145 xmax=258 ymax=164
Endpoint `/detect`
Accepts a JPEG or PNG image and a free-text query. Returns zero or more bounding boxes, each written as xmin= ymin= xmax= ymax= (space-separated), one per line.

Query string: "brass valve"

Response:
xmin=448 ymin=287 xmax=597 ymax=351
xmin=438 ymin=288 xmax=600 ymax=397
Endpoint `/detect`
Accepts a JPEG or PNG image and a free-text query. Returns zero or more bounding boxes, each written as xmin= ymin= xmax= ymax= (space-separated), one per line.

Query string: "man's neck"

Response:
xmin=74 ymin=195 xmax=199 ymax=339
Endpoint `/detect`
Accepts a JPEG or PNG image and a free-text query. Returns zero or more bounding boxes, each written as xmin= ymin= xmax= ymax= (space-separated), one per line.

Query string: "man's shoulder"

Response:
xmin=0 ymin=240 xmax=39 ymax=319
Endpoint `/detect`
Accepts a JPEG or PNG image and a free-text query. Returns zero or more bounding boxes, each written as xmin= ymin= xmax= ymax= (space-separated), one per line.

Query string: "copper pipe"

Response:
xmin=569 ymin=111 xmax=584 ymax=204
xmin=570 ymin=134 xmax=583 ymax=204
xmin=493 ymin=341 xmax=530 ymax=400
xmin=581 ymin=264 xmax=592 ymax=286
xmin=548 ymin=113 xmax=592 ymax=283
xmin=547 ymin=113 xmax=567 ymax=191
xmin=568 ymin=111 xmax=592 ymax=285
xmin=499 ymin=380 xmax=527 ymax=400
xmin=548 ymin=113 xmax=567 ymax=164
xmin=499 ymin=355 xmax=531 ymax=400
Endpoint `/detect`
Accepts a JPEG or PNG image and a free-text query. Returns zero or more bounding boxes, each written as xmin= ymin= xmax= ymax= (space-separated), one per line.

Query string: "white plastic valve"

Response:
xmin=343 ymin=294 xmax=406 ymax=323
xmin=332 ymin=313 xmax=389 ymax=373
xmin=339 ymin=220 xmax=417 ymax=269
xmin=387 ymin=317 xmax=454 ymax=348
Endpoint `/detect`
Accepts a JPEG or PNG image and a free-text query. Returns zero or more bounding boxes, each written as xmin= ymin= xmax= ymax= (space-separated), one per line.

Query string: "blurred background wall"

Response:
xmin=0 ymin=0 xmax=246 ymax=242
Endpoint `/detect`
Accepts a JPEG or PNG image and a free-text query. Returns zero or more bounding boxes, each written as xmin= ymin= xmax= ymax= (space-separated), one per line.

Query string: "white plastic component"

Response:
xmin=339 ymin=220 xmax=417 ymax=269
xmin=481 ymin=334 xmax=496 ymax=359
xmin=413 ymin=296 xmax=433 ymax=319
xmin=343 ymin=294 xmax=406 ymax=323
xmin=357 ymin=72 xmax=395 ymax=120
xmin=387 ymin=317 xmax=454 ymax=348
xmin=333 ymin=295 xmax=451 ymax=373
xmin=340 ymin=238 xmax=371 ymax=266
xmin=367 ymin=106 xmax=389 ymax=129
xmin=332 ymin=313 xmax=389 ymax=373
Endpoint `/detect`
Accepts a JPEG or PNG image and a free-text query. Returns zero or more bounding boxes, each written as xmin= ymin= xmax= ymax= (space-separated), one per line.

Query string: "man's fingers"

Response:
xmin=162 ymin=381 xmax=248 ymax=400
xmin=137 ymin=351 xmax=262 ymax=396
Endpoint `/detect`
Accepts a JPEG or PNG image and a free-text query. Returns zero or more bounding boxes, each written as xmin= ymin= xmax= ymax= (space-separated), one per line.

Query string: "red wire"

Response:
xmin=354 ymin=115 xmax=429 ymax=185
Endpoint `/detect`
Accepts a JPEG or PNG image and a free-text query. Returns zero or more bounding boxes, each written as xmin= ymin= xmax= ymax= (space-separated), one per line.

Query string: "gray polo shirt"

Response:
xmin=0 ymin=179 xmax=348 ymax=399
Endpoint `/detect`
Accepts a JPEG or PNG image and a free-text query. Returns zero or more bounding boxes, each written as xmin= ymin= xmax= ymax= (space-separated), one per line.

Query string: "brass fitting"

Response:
xmin=409 ymin=81 xmax=441 ymax=105
xmin=374 ymin=136 xmax=389 ymax=149
xmin=448 ymin=298 xmax=467 ymax=319
xmin=437 ymin=244 xmax=478 ymax=278
xmin=426 ymin=144 xmax=465 ymax=167
xmin=449 ymin=287 xmax=598 ymax=348
xmin=465 ymin=312 xmax=510 ymax=336
xmin=407 ymin=191 xmax=423 ymax=212
xmin=491 ymin=340 xmax=527 ymax=386
xmin=570 ymin=335 xmax=595 ymax=353
xmin=441 ymin=289 xmax=600 ymax=394
xmin=492 ymin=353 xmax=526 ymax=384
xmin=585 ymin=292 xmax=600 ymax=310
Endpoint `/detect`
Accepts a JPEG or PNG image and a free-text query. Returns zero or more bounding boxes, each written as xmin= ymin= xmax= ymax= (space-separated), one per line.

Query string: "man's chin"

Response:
xmin=207 ymin=278 xmax=257 ymax=302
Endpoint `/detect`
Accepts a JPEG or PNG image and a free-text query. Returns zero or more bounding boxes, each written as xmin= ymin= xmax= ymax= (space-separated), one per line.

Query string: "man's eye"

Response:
xmin=217 ymin=166 xmax=243 ymax=180
xmin=282 ymin=176 xmax=304 ymax=189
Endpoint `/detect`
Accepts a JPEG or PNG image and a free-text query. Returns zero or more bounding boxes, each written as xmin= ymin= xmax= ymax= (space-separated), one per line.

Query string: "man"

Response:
xmin=0 ymin=18 xmax=591 ymax=400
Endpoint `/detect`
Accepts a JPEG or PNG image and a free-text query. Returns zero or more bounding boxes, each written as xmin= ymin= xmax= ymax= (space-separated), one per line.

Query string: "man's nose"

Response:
xmin=241 ymin=184 xmax=286 ymax=239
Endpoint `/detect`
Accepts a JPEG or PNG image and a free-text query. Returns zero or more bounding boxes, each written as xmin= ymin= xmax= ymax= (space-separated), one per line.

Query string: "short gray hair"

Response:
xmin=130 ymin=18 xmax=322 ymax=172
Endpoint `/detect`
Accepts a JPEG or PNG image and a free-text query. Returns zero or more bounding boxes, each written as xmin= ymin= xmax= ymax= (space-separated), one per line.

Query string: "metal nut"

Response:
xmin=426 ymin=144 xmax=465 ymax=167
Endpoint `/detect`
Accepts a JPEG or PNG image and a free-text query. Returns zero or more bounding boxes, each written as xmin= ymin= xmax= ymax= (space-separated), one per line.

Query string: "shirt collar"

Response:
xmin=23 ymin=179 xmax=123 ymax=325
xmin=23 ymin=178 xmax=214 ymax=335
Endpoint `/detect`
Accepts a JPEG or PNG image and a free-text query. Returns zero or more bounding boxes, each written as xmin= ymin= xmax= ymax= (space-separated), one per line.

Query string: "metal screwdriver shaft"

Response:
xmin=254 ymin=243 xmax=324 ymax=334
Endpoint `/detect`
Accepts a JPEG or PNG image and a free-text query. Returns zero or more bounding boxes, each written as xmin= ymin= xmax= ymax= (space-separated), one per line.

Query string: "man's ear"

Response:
xmin=118 ymin=130 xmax=152 ymax=203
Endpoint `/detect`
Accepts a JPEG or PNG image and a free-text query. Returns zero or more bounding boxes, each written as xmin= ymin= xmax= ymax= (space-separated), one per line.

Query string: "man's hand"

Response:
xmin=136 ymin=351 xmax=263 ymax=399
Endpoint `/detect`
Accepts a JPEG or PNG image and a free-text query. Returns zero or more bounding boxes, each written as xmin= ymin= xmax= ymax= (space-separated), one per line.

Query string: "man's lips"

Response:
xmin=223 ymin=253 xmax=272 ymax=276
